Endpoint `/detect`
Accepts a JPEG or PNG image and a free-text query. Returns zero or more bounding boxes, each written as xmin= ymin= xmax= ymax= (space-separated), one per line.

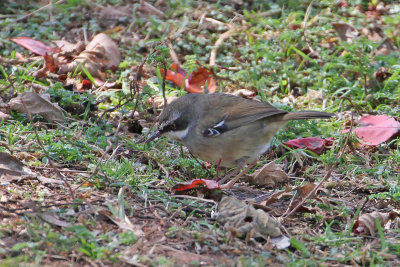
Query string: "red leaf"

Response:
xmin=344 ymin=115 xmax=400 ymax=146
xmin=161 ymin=64 xmax=217 ymax=93
xmin=34 ymin=54 xmax=58 ymax=78
xmin=9 ymin=36 xmax=58 ymax=56
xmin=171 ymin=179 xmax=220 ymax=192
xmin=283 ymin=137 xmax=333 ymax=154
xmin=160 ymin=63 xmax=187 ymax=88
xmin=185 ymin=67 xmax=217 ymax=93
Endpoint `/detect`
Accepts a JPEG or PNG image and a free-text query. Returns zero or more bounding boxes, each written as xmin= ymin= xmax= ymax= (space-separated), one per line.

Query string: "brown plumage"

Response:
xmin=147 ymin=93 xmax=334 ymax=187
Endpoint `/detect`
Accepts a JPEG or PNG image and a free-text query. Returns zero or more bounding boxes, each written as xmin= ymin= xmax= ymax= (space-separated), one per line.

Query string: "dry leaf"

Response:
xmin=232 ymin=89 xmax=256 ymax=99
xmin=161 ymin=64 xmax=217 ymax=93
xmin=288 ymin=182 xmax=324 ymax=212
xmin=9 ymin=36 xmax=58 ymax=56
xmin=0 ymin=152 xmax=26 ymax=176
xmin=53 ymin=40 xmax=85 ymax=54
xmin=215 ymin=196 xmax=282 ymax=238
xmin=342 ymin=115 xmax=400 ymax=146
xmin=171 ymin=179 xmax=220 ymax=192
xmin=151 ymin=95 xmax=178 ymax=108
xmin=283 ymin=137 xmax=334 ymax=154
xmin=332 ymin=22 xmax=359 ymax=42
xmin=247 ymin=162 xmax=288 ymax=187
xmin=353 ymin=211 xmax=397 ymax=236
xmin=34 ymin=53 xmax=58 ymax=78
xmin=58 ymin=33 xmax=120 ymax=80
xmin=39 ymin=212 xmax=70 ymax=227
xmin=9 ymin=92 xmax=64 ymax=123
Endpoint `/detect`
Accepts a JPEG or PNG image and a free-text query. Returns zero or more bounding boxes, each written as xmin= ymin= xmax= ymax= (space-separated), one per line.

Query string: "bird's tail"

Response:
xmin=282 ymin=111 xmax=334 ymax=121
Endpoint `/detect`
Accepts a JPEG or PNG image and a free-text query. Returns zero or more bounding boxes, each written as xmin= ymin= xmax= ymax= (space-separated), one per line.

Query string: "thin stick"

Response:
xmin=220 ymin=162 xmax=256 ymax=188
xmin=166 ymin=40 xmax=180 ymax=65
xmin=209 ymin=28 xmax=236 ymax=66
xmin=161 ymin=62 xmax=167 ymax=108
xmin=280 ymin=167 xmax=333 ymax=221
xmin=16 ymin=0 xmax=65 ymax=22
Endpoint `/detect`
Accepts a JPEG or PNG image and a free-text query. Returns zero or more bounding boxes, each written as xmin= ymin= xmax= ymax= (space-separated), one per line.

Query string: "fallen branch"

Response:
xmin=209 ymin=27 xmax=236 ymax=66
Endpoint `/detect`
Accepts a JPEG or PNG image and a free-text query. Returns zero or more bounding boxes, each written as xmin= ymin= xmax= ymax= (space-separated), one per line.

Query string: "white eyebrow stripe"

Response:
xmin=213 ymin=119 xmax=225 ymax=128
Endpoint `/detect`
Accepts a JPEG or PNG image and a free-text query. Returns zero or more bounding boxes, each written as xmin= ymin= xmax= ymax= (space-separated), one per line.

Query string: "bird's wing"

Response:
xmin=201 ymin=94 xmax=287 ymax=137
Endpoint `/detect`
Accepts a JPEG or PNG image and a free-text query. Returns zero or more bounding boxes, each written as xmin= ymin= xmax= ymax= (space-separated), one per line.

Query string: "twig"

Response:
xmin=131 ymin=51 xmax=154 ymax=116
xmin=166 ymin=40 xmax=180 ymax=65
xmin=21 ymin=99 xmax=75 ymax=200
xmin=302 ymin=0 xmax=314 ymax=43
xmin=161 ymin=63 xmax=168 ymax=108
xmin=209 ymin=27 xmax=236 ymax=66
xmin=280 ymin=167 xmax=333 ymax=221
xmin=75 ymin=139 xmax=113 ymax=190
xmin=16 ymin=0 xmax=65 ymax=22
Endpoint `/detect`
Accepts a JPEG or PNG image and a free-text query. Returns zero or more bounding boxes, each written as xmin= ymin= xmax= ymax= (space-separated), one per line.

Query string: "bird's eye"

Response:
xmin=161 ymin=123 xmax=176 ymax=132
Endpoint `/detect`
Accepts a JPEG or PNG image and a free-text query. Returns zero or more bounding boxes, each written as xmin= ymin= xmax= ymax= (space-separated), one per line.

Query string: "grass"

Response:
xmin=0 ymin=0 xmax=399 ymax=265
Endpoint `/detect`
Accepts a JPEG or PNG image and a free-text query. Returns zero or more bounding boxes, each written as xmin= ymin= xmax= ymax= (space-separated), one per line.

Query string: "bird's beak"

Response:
xmin=144 ymin=130 xmax=162 ymax=143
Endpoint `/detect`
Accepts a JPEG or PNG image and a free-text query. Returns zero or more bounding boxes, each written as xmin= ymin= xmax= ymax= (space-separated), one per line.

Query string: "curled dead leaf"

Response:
xmin=332 ymin=22 xmax=359 ymax=42
xmin=58 ymin=33 xmax=120 ymax=80
xmin=353 ymin=211 xmax=397 ymax=236
xmin=34 ymin=53 xmax=58 ymax=78
xmin=171 ymin=179 xmax=220 ymax=193
xmin=0 ymin=152 xmax=26 ymax=176
xmin=215 ymin=196 xmax=282 ymax=238
xmin=161 ymin=64 xmax=217 ymax=93
xmin=288 ymin=182 xmax=325 ymax=213
xmin=9 ymin=92 xmax=64 ymax=123
xmin=247 ymin=161 xmax=288 ymax=187
xmin=232 ymin=89 xmax=256 ymax=99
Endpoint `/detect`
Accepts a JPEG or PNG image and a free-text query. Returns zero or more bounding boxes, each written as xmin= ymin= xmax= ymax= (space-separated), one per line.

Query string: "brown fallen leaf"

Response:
xmin=247 ymin=161 xmax=288 ymax=187
xmin=0 ymin=152 xmax=26 ymax=176
xmin=288 ymin=182 xmax=326 ymax=213
xmin=216 ymin=195 xmax=282 ymax=238
xmin=53 ymin=40 xmax=85 ymax=53
xmin=39 ymin=212 xmax=70 ymax=227
xmin=34 ymin=53 xmax=59 ymax=78
xmin=353 ymin=211 xmax=397 ymax=236
xmin=232 ymin=89 xmax=256 ymax=99
xmin=58 ymin=33 xmax=120 ymax=80
xmin=8 ymin=92 xmax=64 ymax=123
xmin=161 ymin=63 xmax=217 ymax=93
xmin=332 ymin=22 xmax=359 ymax=42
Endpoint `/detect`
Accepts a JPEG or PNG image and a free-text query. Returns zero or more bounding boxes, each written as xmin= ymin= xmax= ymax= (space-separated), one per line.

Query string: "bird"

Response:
xmin=146 ymin=93 xmax=334 ymax=188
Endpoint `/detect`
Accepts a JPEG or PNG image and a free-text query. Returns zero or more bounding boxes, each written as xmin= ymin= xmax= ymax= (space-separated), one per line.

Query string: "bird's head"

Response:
xmin=145 ymin=94 xmax=198 ymax=143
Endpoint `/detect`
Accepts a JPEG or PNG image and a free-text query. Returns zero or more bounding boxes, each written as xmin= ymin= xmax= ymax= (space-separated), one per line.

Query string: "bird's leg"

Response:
xmin=218 ymin=159 xmax=245 ymax=184
xmin=217 ymin=168 xmax=239 ymax=184
xmin=215 ymin=158 xmax=222 ymax=181
xmin=220 ymin=162 xmax=257 ymax=189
